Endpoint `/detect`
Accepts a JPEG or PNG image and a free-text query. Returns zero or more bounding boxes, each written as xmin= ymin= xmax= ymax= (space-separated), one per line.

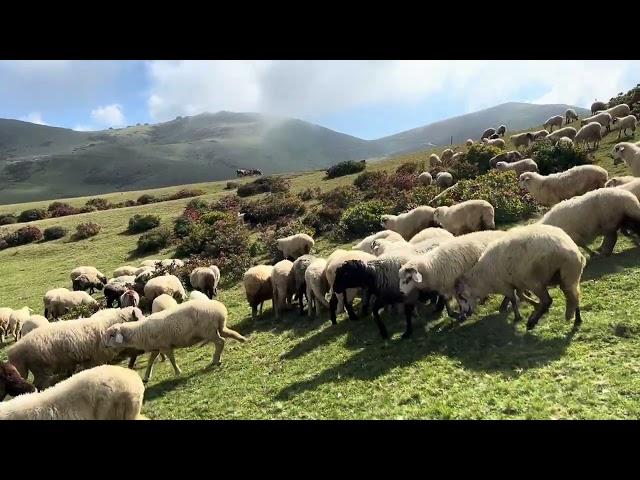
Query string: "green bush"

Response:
xmin=137 ymin=194 xmax=156 ymax=205
xmin=524 ymin=139 xmax=591 ymax=175
xmin=325 ymin=160 xmax=366 ymax=179
xmin=165 ymin=189 xmax=205 ymax=201
xmin=237 ymin=176 xmax=290 ymax=197
xmin=137 ymin=226 xmax=172 ymax=253
xmin=85 ymin=198 xmax=112 ymax=211
xmin=298 ymin=187 xmax=322 ymax=201
xmin=18 ymin=208 xmax=47 ymax=223
xmin=320 ymin=185 xmax=363 ymax=209
xmin=242 ymin=193 xmax=305 ymax=225
xmin=173 ymin=215 xmax=195 ymax=238
xmin=211 ymin=195 xmax=244 ymax=213
xmin=337 ymin=200 xmax=392 ymax=239
xmin=225 ymin=181 xmax=239 ymax=190
xmin=4 ymin=225 xmax=43 ymax=247
xmin=0 ymin=214 xmax=17 ymax=225
xmin=303 ymin=207 xmax=344 ymax=234
xmin=128 ymin=214 xmax=161 ymax=233
xmin=185 ymin=198 xmax=210 ymax=213
xmin=47 ymin=202 xmax=81 ymax=218
xmin=395 ymin=161 xmax=422 ymax=175
xmin=354 ymin=171 xmax=387 ymax=191
xmin=59 ymin=304 xmax=99 ymax=320
xmin=72 ymin=222 xmax=102 ymax=240
xmin=201 ymin=211 xmax=234 ymax=225
xmin=43 ymin=226 xmax=68 ymax=241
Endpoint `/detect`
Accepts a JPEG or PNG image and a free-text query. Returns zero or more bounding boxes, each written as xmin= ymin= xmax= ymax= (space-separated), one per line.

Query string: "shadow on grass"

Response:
xmin=582 ymin=245 xmax=640 ymax=281
xmin=143 ymin=370 xmax=199 ymax=402
xmin=233 ymin=302 xmax=328 ymax=338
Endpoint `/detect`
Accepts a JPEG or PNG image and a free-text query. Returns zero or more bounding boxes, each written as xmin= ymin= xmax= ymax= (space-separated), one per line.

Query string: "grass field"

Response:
xmin=1 ymin=121 xmax=639 ymax=419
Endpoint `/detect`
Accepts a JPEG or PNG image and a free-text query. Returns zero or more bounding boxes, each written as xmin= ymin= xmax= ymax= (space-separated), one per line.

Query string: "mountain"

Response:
xmin=0 ymin=102 xmax=588 ymax=204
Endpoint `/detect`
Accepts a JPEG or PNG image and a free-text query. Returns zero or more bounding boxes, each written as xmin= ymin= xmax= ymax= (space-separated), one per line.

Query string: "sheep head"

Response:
xmin=398 ymin=264 xmax=423 ymax=296
xmin=454 ymin=278 xmax=477 ymax=317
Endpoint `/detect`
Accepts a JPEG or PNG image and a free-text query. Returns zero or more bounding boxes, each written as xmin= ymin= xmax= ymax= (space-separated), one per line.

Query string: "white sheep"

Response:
xmin=43 ymin=288 xmax=70 ymax=319
xmin=7 ymin=307 xmax=32 ymax=342
xmin=144 ymin=274 xmax=187 ymax=303
xmin=189 ymin=266 xmax=221 ymax=299
xmin=543 ymin=115 xmax=564 ymax=132
xmin=120 ymin=289 xmax=140 ymax=308
xmin=433 ymin=200 xmax=495 ymax=236
xmin=276 ymin=233 xmax=315 ymax=260
xmin=381 ymin=206 xmax=436 ymax=240
xmin=580 ymin=112 xmax=612 ymax=132
xmin=547 ymin=126 xmax=578 ymax=143
xmin=574 ymin=122 xmax=604 ymax=149
xmin=47 ymin=290 xmax=98 ymax=319
xmin=612 ymin=142 xmax=640 ymax=176
xmin=140 ymin=260 xmax=159 ymax=268
xmin=519 ymin=165 xmax=609 ymax=206
xmin=409 ymin=227 xmax=454 ymax=244
xmin=188 ymin=290 xmax=210 ymax=301
xmin=417 ymin=171 xmax=433 ymax=186
xmin=103 ymin=300 xmax=246 ymax=382
xmin=429 ymin=153 xmax=442 ymax=167
xmin=557 ymin=136 xmax=574 ymax=147
xmin=70 ymin=266 xmax=107 ymax=284
xmin=454 ymin=224 xmax=585 ymax=330
xmin=272 ymin=260 xmax=295 ymax=319
xmin=531 ymin=129 xmax=550 ymax=140
xmin=510 ymin=132 xmax=534 ymax=150
xmin=108 ymin=275 xmax=136 ymax=287
xmin=605 ymin=176 xmax=637 ymax=188
xmin=465 ymin=139 xmax=474 ymax=147
xmin=440 ymin=149 xmax=455 ymax=163
xmin=0 ymin=365 xmax=145 ymax=420
xmin=495 ymin=158 xmax=538 ymax=176
xmin=591 ymin=101 xmax=607 ymax=115
xmin=160 ymin=258 xmax=185 ymax=269
xmin=243 ymin=265 xmax=274 ymax=319
xmin=72 ymin=272 xmax=105 ymax=294
xmin=20 ymin=314 xmax=49 ymax=337
xmin=304 ymin=258 xmax=330 ymax=318
xmin=565 ymin=109 xmax=579 ymax=124
xmin=0 ymin=307 xmax=12 ymax=343
xmin=372 ymin=235 xmax=451 ymax=257
xmin=436 ymin=172 xmax=454 ymax=188
xmin=612 ymin=115 xmax=637 ymax=139
xmin=113 ymin=266 xmax=138 ymax=277
xmin=152 ymin=293 xmax=178 ymax=313
xmin=134 ymin=266 xmax=155 ymax=277
xmin=482 ymin=138 xmax=506 ymax=149
xmin=352 ymin=230 xmax=405 ymax=254
xmin=489 ymin=150 xmax=523 ymax=168
xmin=598 ymin=103 xmax=631 ymax=121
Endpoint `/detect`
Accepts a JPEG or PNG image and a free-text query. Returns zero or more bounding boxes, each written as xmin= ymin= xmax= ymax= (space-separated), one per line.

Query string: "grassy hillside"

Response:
xmin=1 ymin=118 xmax=639 ymax=419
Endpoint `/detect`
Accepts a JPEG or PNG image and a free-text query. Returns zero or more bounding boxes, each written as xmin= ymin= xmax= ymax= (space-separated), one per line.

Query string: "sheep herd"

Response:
xmin=1 ymin=101 xmax=639 ymax=420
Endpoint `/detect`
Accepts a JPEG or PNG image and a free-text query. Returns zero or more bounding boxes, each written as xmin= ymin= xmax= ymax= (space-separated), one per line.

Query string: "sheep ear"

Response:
xmin=411 ymin=271 xmax=422 ymax=283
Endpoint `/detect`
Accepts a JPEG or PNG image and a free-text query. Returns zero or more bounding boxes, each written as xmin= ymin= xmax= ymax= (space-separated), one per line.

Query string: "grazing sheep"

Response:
xmin=140 ymin=260 xmax=159 ymax=268
xmin=441 ymin=149 xmax=455 ymax=163
xmin=7 ymin=307 xmax=32 ymax=342
xmin=70 ymin=266 xmax=107 ymax=285
xmin=481 ymin=128 xmax=496 ymax=140
xmin=599 ymin=103 xmax=631 ymax=121
xmin=409 ymin=227 xmax=454 ymax=244
xmin=605 ymin=176 xmax=637 ymax=188
xmin=371 ymin=234 xmax=451 ymax=257
xmin=547 ymin=126 xmax=578 ymax=143
xmin=580 ymin=112 xmax=612 ymax=132
xmin=43 ymin=288 xmax=70 ymax=319
xmin=7 ymin=307 xmax=144 ymax=390
xmin=575 ymin=122 xmax=604 ymax=149
xmin=304 ymin=258 xmax=330 ymax=318
xmin=540 ymin=188 xmax=640 ymax=256
xmin=120 ymin=289 xmax=140 ymax=308
xmin=188 ymin=290 xmax=210 ymax=301
xmin=543 ymin=115 xmax=564 ymax=132
xmin=72 ymin=273 xmax=105 ymax=294
xmin=272 ymin=260 xmax=295 ymax=319
xmin=455 ymin=224 xmax=585 ymax=330
xmin=465 ymin=139 xmax=474 ymax=147
xmin=565 ymin=109 xmax=579 ymax=124
xmin=436 ymin=172 xmax=454 ymax=188
xmin=160 ymin=258 xmax=185 ymax=269
xmin=0 ymin=365 xmax=145 ymax=420
xmin=152 ymin=293 xmax=178 ymax=313
xmin=134 ymin=266 xmax=155 ymax=277
xmin=103 ymin=300 xmax=246 ymax=382
xmin=20 ymin=314 xmax=49 ymax=337
xmin=326 ymin=249 xmax=376 ymax=322
xmin=531 ymin=129 xmax=550 ymax=140
xmin=510 ymin=132 xmax=534 ymax=150
xmin=104 ymin=283 xmax=127 ymax=308
xmin=519 ymin=165 xmax=608 ymax=206
xmin=109 ymin=275 xmax=136 ymax=286
xmin=591 ymin=101 xmax=607 ymax=115
xmin=352 ymin=230 xmax=405 ymax=254
xmin=489 ymin=150 xmax=523 ymax=168
xmin=47 ymin=290 xmax=99 ymax=319
xmin=0 ymin=307 xmax=12 ymax=343
xmin=370 ymin=238 xmax=409 ymax=256
xmin=418 ymin=171 xmax=433 ymax=186
xmin=557 ymin=137 xmax=574 ymax=147
xmin=189 ymin=266 xmax=221 ymax=299
xmin=612 ymin=142 xmax=640 ymax=176
xmin=0 ymin=361 xmax=35 ymax=401
xmin=381 ymin=206 xmax=436 ymax=240
xmin=243 ymin=265 xmax=274 ymax=320
xmin=144 ymin=274 xmax=187 ymax=304
xmin=291 ymin=255 xmax=317 ymax=315
xmin=276 ymin=233 xmax=315 ymax=260
xmin=113 ymin=266 xmax=138 ymax=277
xmin=497 ymin=125 xmax=506 ymax=137
xmin=612 ymin=115 xmax=637 ymax=139
xmin=482 ymin=138 xmax=506 ymax=149
xmin=429 ymin=153 xmax=442 ymax=167
xmin=433 ymin=200 xmax=495 ymax=236
xmin=495 ymin=158 xmax=538 ymax=175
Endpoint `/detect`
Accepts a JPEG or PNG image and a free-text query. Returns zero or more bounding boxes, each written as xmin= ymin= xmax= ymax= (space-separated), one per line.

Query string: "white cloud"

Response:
xmin=20 ymin=112 xmax=48 ymax=125
xmin=90 ymin=104 xmax=126 ymax=128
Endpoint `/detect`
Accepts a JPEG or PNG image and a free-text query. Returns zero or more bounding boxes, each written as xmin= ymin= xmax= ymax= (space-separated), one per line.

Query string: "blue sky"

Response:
xmin=1 ymin=60 xmax=639 ymax=140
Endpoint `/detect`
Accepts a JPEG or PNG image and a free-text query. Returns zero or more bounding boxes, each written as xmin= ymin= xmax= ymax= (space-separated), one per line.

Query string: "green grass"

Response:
xmin=1 ymin=122 xmax=639 ymax=419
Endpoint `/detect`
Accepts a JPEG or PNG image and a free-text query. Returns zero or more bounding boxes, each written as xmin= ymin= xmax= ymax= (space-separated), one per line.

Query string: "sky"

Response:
xmin=1 ymin=60 xmax=639 ymax=140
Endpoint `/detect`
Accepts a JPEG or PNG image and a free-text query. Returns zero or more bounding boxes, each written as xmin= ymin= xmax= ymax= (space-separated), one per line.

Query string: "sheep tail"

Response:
xmin=220 ymin=326 xmax=247 ymax=342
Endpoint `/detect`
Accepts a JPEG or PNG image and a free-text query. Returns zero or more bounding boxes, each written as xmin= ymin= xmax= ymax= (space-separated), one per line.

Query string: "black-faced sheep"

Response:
xmin=481 ymin=128 xmax=496 ymax=140
xmin=72 ymin=273 xmax=105 ymax=294
xmin=497 ymin=125 xmax=506 ymax=137
xmin=70 ymin=266 xmax=107 ymax=285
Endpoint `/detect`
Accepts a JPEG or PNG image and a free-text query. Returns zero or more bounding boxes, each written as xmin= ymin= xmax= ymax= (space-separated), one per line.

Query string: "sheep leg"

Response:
xmin=164 ymin=349 xmax=182 ymax=376
xmin=306 ymin=284 xmax=314 ymax=318
xmin=344 ymin=292 xmax=359 ymax=322
xmin=143 ymin=351 xmax=161 ymax=383
xmin=560 ymin=283 xmax=582 ymax=327
xmin=433 ymin=295 xmax=446 ymax=314
xmin=402 ymin=303 xmax=414 ymax=339
xmin=498 ymin=296 xmax=511 ymax=313
xmin=526 ymin=288 xmax=552 ymax=331
xmin=210 ymin=330 xmax=225 ymax=367
xmin=598 ymin=231 xmax=618 ymax=257
xmin=510 ymin=295 xmax=522 ymax=324
xmin=329 ymin=293 xmax=339 ymax=325
xmin=361 ymin=289 xmax=372 ymax=316
xmin=127 ymin=354 xmax=138 ymax=369
xmin=298 ymin=284 xmax=306 ymax=316
xmin=372 ymin=297 xmax=389 ymax=340
xmin=251 ymin=304 xmax=258 ymax=320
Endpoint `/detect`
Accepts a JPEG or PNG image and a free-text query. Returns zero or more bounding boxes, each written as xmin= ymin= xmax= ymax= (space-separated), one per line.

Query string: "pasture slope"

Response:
xmin=1 ymin=119 xmax=639 ymax=419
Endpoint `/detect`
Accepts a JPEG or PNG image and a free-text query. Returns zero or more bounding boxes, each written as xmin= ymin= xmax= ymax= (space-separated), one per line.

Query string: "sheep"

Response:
xmin=160 ymin=258 xmax=185 ymax=269
xmin=547 ymin=126 xmax=578 ymax=143
xmin=539 ymin=188 xmax=640 ymax=256
xmin=465 ymin=139 xmax=474 ymax=147
xmin=20 ymin=314 xmax=48 ymax=337
xmin=7 ymin=306 xmax=32 ymax=342
xmin=104 ymin=283 xmax=128 ymax=308
xmin=497 ymin=125 xmax=506 ymax=137
xmin=109 ymin=275 xmax=136 ymax=286
xmin=47 ymin=290 xmax=99 ymax=319
xmin=188 ymin=290 xmax=210 ymax=302
xmin=381 ymin=206 xmax=436 ymax=240
xmin=433 ymin=200 xmax=495 ymax=236
xmin=134 ymin=266 xmax=155 ymax=277
xmin=489 ymin=150 xmax=523 ymax=168
xmin=272 ymin=260 xmax=295 ymax=319
xmin=7 ymin=307 xmax=144 ymax=390
xmin=481 ymin=128 xmax=496 ymax=140
xmin=243 ymin=265 xmax=274 ymax=320
xmin=291 ymin=254 xmax=317 ymax=315
xmin=409 ymin=227 xmax=454 ymax=244
xmin=519 ymin=165 xmax=608 ymax=206
xmin=612 ymin=142 xmax=640 ymax=176
xmin=398 ymin=230 xmax=508 ymax=320
xmin=418 ymin=171 xmax=433 ymax=186
xmin=189 ymin=266 xmax=221 ymax=299
xmin=70 ymin=266 xmax=107 ymax=285
xmin=276 ymin=233 xmax=315 ymax=260
xmin=543 ymin=115 xmax=564 ymax=132
xmin=103 ymin=300 xmax=246 ymax=382
xmin=72 ymin=272 xmax=105 ymax=294
xmin=531 ymin=129 xmax=550 ymax=140
xmin=113 ymin=266 xmax=138 ymax=277
xmin=489 ymin=133 xmax=500 ymax=140
xmin=598 ymin=103 xmax=631 ymax=121
xmin=440 ymin=149 xmax=455 ymax=163
xmin=436 ymin=172 xmax=454 ymax=188
xmin=352 ymin=230 xmax=405 ymax=254
xmin=580 ymin=112 xmax=612 ymax=132
xmin=612 ymin=115 xmax=637 ymax=139
xmin=575 ymin=122 xmax=604 ymax=149
xmin=144 ymin=274 xmax=187 ymax=304
xmin=304 ymin=258 xmax=330 ymax=318
xmin=557 ymin=136 xmax=574 ymax=147
xmin=451 ymin=152 xmax=465 ymax=162
xmin=565 ymin=109 xmax=579 ymax=124
xmin=454 ymin=224 xmax=585 ymax=330
xmin=43 ymin=287 xmax=70 ymax=319
xmin=482 ymin=138 xmax=506 ymax=149
xmin=152 ymin=293 xmax=178 ymax=313
xmin=591 ymin=101 xmax=607 ymax=115
xmin=326 ymin=249 xmax=376 ymax=322
xmin=429 ymin=153 xmax=442 ymax=167
xmin=0 ymin=307 xmax=12 ymax=343
xmin=495 ymin=158 xmax=538 ymax=176
xmin=0 ymin=361 xmax=35 ymax=401
xmin=120 ymin=289 xmax=140 ymax=308
xmin=510 ymin=132 xmax=534 ymax=150
xmin=140 ymin=260 xmax=159 ymax=267
xmin=606 ymin=176 xmax=637 ymax=188
xmin=0 ymin=365 xmax=145 ymax=420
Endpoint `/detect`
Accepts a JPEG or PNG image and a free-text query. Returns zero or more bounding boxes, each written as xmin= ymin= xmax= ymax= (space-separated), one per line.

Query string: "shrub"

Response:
xmin=85 ymin=198 xmax=112 ymax=211
xmin=298 ymin=187 xmax=322 ymax=201
xmin=201 ymin=211 xmax=234 ymax=225
xmin=390 ymin=173 xmax=418 ymax=191
xmin=395 ymin=185 xmax=440 ymax=212
xmin=59 ymin=304 xmax=99 ymax=321
xmin=185 ymin=197 xmax=210 ymax=214
xmin=166 ymin=188 xmax=205 ymax=201
xmin=320 ymin=185 xmax=363 ymax=209
xmin=325 ymin=160 xmax=366 ymax=179
xmin=225 ymin=181 xmax=239 ymax=190
xmin=137 ymin=194 xmax=156 ymax=205
xmin=18 ymin=208 xmax=47 ymax=223
xmin=211 ymin=194 xmax=244 ymax=213
xmin=303 ymin=207 xmax=344 ymax=234
xmin=4 ymin=226 xmax=43 ymax=247
xmin=262 ymin=218 xmax=315 ymax=261
xmin=337 ymin=200 xmax=392 ymax=239
xmin=395 ymin=161 xmax=422 ymax=175
xmin=237 ymin=176 xmax=290 ymax=197
xmin=524 ymin=139 xmax=591 ymax=175
xmin=354 ymin=171 xmax=387 ymax=191
xmin=243 ymin=193 xmax=305 ymax=225
xmin=0 ymin=239 xmax=8 ymax=250
xmin=460 ymin=144 xmax=502 ymax=174
xmin=123 ymin=200 xmax=137 ymax=207
xmin=128 ymin=214 xmax=161 ymax=233
xmin=0 ymin=214 xmax=17 ymax=225
xmin=72 ymin=222 xmax=102 ymax=240
xmin=47 ymin=202 xmax=81 ymax=218
xmin=173 ymin=215 xmax=196 ymax=239
xmin=137 ymin=226 xmax=172 ymax=253
xmin=43 ymin=226 xmax=68 ymax=241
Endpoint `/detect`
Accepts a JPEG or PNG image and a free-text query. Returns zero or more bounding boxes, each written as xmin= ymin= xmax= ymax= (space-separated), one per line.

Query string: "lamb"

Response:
xmin=189 ymin=266 xmax=221 ymax=299
xmin=47 ymin=290 xmax=99 ymax=319
xmin=612 ymin=115 xmax=637 ymax=139
xmin=70 ymin=266 xmax=107 ymax=285
xmin=440 ymin=149 xmax=455 ymax=163
xmin=326 ymin=249 xmax=376 ymax=322
xmin=565 ymin=109 xmax=579 ymax=124
xmin=599 ymin=103 xmax=631 ymax=121
xmin=0 ymin=365 xmax=145 ymax=420
xmin=605 ymin=176 xmax=637 ymax=188
xmin=143 ymin=274 xmax=187 ymax=303
xmin=418 ymin=171 xmax=433 ymax=186
xmin=381 ymin=206 xmax=436 ymax=240
xmin=409 ymin=227 xmax=454 ymax=244
xmin=243 ymin=265 xmax=274 ymax=320
xmin=104 ymin=283 xmax=128 ymax=308
xmin=7 ymin=306 xmax=144 ymax=390
xmin=113 ymin=266 xmax=138 ymax=277
xmin=0 ymin=361 xmax=35 ymax=401
xmin=188 ymin=290 xmax=210 ymax=301
xmin=574 ymin=122 xmax=604 ymax=149
xmin=120 ymin=289 xmax=140 ymax=308
xmin=612 ymin=142 xmax=640 ymax=176
xmin=539 ymin=187 xmax=640 ymax=256
xmin=465 ymin=139 xmax=474 ymax=147
xmin=481 ymin=127 xmax=496 ymax=140
xmin=497 ymin=125 xmax=506 ymax=137
xmin=557 ymin=137 xmax=574 ymax=147
xmin=436 ymin=172 xmax=454 ymax=188
xmin=580 ymin=112 xmax=612 ymax=132
xmin=510 ymin=132 xmax=534 ymax=150
xmin=531 ymin=129 xmax=550 ymax=140
xmin=519 ymin=165 xmax=609 ymax=206
xmin=103 ymin=300 xmax=246 ymax=382
xmin=7 ymin=306 xmax=32 ymax=342
xmin=352 ymin=230 xmax=405 ymax=254
xmin=454 ymin=224 xmax=585 ymax=330
xmin=429 ymin=153 xmax=442 ymax=167
xmin=291 ymin=254 xmax=317 ymax=315
xmin=152 ymin=293 xmax=178 ymax=313
xmin=20 ymin=314 xmax=49 ymax=337
xmin=272 ymin=260 xmax=295 ymax=319
xmin=495 ymin=158 xmax=538 ymax=175
xmin=591 ymin=101 xmax=607 ymax=115
xmin=482 ymin=138 xmax=506 ymax=149
xmin=304 ymin=258 xmax=330 ymax=318
xmin=547 ymin=126 xmax=578 ymax=143
xmin=543 ymin=115 xmax=564 ymax=132
xmin=433 ymin=200 xmax=495 ymax=236
xmin=72 ymin=273 xmax=105 ymax=294
xmin=489 ymin=150 xmax=523 ymax=168
xmin=276 ymin=233 xmax=315 ymax=260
